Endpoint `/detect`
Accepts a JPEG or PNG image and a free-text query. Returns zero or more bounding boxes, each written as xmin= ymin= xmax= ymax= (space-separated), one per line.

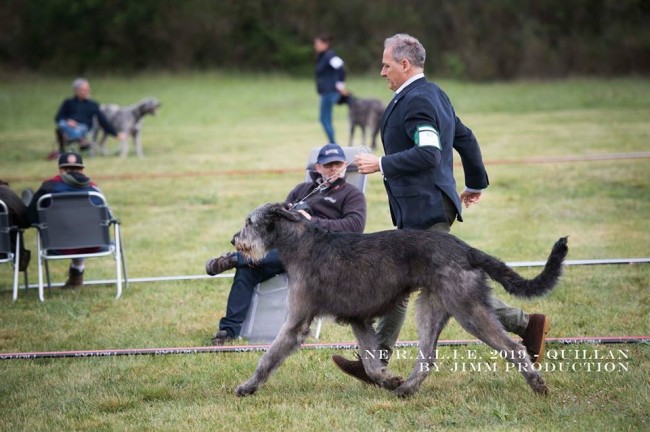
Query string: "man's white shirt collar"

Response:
xmin=395 ymin=73 xmax=425 ymax=94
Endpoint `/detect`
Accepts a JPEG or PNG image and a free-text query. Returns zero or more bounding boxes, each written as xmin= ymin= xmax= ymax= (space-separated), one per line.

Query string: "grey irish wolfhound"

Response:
xmin=93 ymin=97 xmax=161 ymax=158
xmin=232 ymin=203 xmax=568 ymax=398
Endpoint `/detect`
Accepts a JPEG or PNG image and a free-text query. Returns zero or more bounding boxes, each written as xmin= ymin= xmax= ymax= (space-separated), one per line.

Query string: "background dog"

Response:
xmin=339 ymin=94 xmax=385 ymax=149
xmin=93 ymin=97 xmax=160 ymax=158
xmin=232 ymin=203 xmax=568 ymax=397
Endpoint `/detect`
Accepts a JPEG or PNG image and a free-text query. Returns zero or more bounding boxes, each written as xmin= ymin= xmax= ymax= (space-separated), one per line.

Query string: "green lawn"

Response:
xmin=0 ymin=73 xmax=649 ymax=431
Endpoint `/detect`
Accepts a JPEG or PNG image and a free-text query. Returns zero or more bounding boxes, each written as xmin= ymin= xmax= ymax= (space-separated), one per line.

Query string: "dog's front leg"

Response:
xmin=395 ymin=294 xmax=450 ymax=398
xmin=236 ymin=316 xmax=312 ymax=397
xmin=350 ymin=321 xmax=403 ymax=391
xmin=134 ymin=131 xmax=144 ymax=158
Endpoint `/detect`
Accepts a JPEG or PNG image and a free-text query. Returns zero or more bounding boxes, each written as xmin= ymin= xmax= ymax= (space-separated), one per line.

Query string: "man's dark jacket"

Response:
xmin=55 ymin=97 xmax=118 ymax=135
xmin=0 ymin=182 xmax=29 ymax=228
xmin=315 ymin=49 xmax=345 ymax=95
xmin=285 ymin=175 xmax=366 ymax=233
xmin=380 ymin=77 xmax=489 ymax=229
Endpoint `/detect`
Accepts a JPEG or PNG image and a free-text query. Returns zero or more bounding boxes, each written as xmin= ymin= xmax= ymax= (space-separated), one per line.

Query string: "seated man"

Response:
xmin=27 ymin=152 xmax=104 ymax=288
xmin=206 ymin=143 xmax=367 ymax=345
xmin=54 ymin=78 xmax=125 ymax=153
xmin=0 ymin=180 xmax=31 ymax=269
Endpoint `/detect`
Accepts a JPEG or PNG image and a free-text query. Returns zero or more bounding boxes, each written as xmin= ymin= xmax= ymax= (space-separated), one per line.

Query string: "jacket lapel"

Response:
xmin=380 ymin=77 xmax=427 ymax=136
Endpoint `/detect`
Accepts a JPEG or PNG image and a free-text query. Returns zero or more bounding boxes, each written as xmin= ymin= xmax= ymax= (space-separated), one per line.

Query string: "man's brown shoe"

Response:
xmin=331 ymin=353 xmax=377 ymax=386
xmin=521 ymin=314 xmax=549 ymax=364
xmin=206 ymin=252 xmax=237 ymax=276
xmin=63 ymin=268 xmax=84 ymax=289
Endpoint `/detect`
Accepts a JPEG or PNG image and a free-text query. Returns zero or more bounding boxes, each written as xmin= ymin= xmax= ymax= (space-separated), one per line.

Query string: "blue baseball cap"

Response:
xmin=317 ymin=143 xmax=346 ymax=165
xmin=58 ymin=151 xmax=84 ymax=168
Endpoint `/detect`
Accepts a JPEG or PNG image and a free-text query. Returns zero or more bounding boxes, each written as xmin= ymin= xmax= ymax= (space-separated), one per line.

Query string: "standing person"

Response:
xmin=55 ymin=78 xmax=126 ymax=153
xmin=26 ymin=152 xmax=104 ymax=288
xmin=332 ymin=33 xmax=549 ymax=383
xmin=314 ymin=34 xmax=348 ymax=144
xmin=206 ymin=143 xmax=366 ymax=345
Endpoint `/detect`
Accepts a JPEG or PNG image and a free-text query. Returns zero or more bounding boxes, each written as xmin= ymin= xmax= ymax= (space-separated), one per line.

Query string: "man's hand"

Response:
xmin=66 ymin=119 xmax=78 ymax=127
xmin=354 ymin=153 xmax=381 ymax=174
xmin=460 ymin=190 xmax=482 ymax=208
xmin=296 ymin=209 xmax=311 ymax=220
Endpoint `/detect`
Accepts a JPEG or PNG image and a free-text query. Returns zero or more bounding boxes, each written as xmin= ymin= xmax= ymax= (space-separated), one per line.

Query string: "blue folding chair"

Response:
xmin=33 ymin=191 xmax=127 ymax=301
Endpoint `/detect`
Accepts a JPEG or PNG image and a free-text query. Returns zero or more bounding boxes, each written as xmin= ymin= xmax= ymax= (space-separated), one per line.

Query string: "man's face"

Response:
xmin=316 ymin=160 xmax=346 ymax=182
xmin=75 ymin=82 xmax=91 ymax=100
xmin=314 ymin=38 xmax=329 ymax=54
xmin=381 ymin=46 xmax=408 ymax=92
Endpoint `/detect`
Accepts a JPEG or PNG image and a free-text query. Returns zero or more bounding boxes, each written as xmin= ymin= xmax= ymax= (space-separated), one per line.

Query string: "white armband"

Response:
xmin=330 ymin=56 xmax=344 ymax=69
xmin=414 ymin=125 xmax=441 ymax=150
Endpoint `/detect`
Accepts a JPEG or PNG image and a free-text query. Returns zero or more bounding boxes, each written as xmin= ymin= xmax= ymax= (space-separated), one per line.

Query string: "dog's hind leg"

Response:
xmin=235 ymin=312 xmax=313 ymax=397
xmin=395 ymin=293 xmax=450 ymax=398
xmin=350 ymin=320 xmax=403 ymax=390
xmin=452 ymin=301 xmax=549 ymax=395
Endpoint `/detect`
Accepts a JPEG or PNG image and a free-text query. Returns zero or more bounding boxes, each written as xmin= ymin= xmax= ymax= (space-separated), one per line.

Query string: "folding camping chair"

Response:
xmin=240 ymin=146 xmax=368 ymax=343
xmin=0 ymin=199 xmax=28 ymax=301
xmin=55 ymin=121 xmax=103 ymax=156
xmin=33 ymin=191 xmax=127 ymax=302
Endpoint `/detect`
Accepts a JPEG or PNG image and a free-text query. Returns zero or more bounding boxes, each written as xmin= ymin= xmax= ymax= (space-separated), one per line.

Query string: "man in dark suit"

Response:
xmin=333 ymin=33 xmax=549 ymax=382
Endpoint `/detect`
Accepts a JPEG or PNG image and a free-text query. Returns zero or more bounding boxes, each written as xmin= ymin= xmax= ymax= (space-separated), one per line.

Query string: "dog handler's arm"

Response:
xmin=453 ymin=116 xmax=489 ymax=191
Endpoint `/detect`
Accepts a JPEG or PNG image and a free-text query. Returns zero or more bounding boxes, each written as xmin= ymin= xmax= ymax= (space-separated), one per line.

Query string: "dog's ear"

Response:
xmin=270 ymin=204 xmax=302 ymax=222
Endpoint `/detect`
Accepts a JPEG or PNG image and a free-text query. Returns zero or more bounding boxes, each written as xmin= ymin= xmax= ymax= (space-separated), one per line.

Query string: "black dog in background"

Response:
xmin=339 ymin=94 xmax=385 ymax=149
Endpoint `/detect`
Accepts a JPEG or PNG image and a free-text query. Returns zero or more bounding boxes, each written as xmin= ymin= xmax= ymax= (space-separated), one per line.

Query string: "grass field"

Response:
xmin=0 ymin=73 xmax=649 ymax=431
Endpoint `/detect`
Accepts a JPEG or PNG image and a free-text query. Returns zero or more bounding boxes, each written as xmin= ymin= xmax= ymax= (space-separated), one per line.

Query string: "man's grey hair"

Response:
xmin=72 ymin=77 xmax=88 ymax=92
xmin=384 ymin=34 xmax=426 ymax=68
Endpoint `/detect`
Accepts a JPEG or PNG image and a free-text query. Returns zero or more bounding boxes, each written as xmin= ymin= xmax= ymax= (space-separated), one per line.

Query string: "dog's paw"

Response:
xmin=528 ymin=375 xmax=549 ymax=396
xmin=533 ymin=382 xmax=549 ymax=396
xmin=235 ymin=383 xmax=257 ymax=397
xmin=394 ymin=382 xmax=419 ymax=398
xmin=381 ymin=375 xmax=404 ymax=391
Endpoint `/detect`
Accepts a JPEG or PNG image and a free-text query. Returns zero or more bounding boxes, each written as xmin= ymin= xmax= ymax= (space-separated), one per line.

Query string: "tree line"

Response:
xmin=1 ymin=0 xmax=648 ymax=80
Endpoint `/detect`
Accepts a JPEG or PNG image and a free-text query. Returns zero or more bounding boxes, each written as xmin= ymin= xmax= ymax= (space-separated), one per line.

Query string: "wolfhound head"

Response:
xmin=231 ymin=203 xmax=303 ymax=261
xmin=138 ymin=97 xmax=161 ymax=116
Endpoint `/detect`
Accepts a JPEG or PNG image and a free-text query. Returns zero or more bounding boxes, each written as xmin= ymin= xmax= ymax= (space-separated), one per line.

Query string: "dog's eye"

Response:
xmin=245 ymin=218 xmax=252 ymax=226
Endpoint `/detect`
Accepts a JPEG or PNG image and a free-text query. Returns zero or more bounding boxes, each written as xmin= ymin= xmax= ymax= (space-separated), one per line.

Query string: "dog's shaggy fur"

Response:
xmin=342 ymin=94 xmax=385 ymax=149
xmin=93 ymin=97 xmax=160 ymax=158
xmin=232 ymin=203 xmax=568 ymax=398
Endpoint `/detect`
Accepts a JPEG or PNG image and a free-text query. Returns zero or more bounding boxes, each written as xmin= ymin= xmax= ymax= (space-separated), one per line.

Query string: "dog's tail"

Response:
xmin=469 ymin=237 xmax=568 ymax=298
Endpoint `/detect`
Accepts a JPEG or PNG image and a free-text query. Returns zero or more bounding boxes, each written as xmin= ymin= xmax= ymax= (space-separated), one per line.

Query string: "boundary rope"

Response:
xmin=9 ymin=257 xmax=649 ymax=289
xmin=1 ymin=336 xmax=648 ymax=360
